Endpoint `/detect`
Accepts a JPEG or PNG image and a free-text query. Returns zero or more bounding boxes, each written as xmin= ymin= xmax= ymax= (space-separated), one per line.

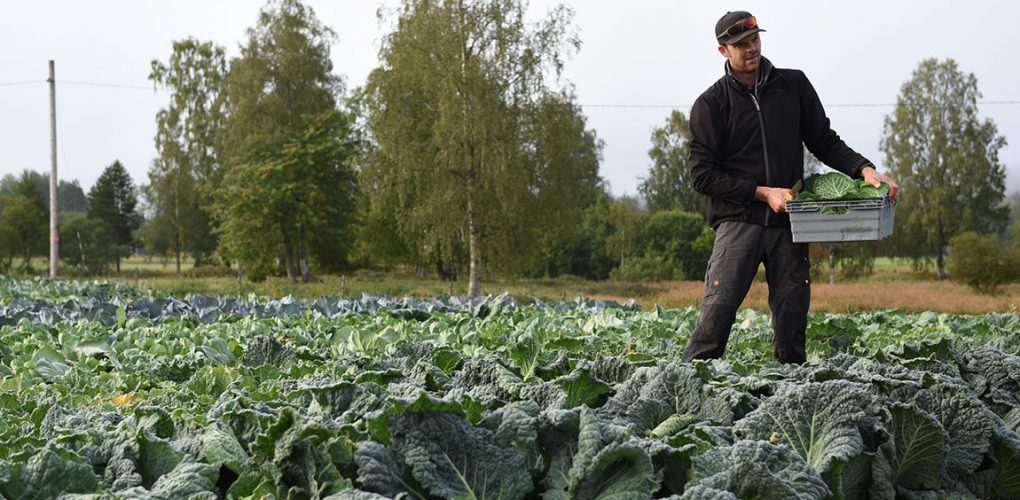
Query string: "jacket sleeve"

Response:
xmin=797 ymin=71 xmax=873 ymax=179
xmin=688 ymin=94 xmax=757 ymax=205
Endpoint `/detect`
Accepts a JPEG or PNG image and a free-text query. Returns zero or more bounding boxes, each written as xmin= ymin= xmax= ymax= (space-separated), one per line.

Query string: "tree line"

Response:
xmin=1 ymin=0 xmax=1018 ymax=295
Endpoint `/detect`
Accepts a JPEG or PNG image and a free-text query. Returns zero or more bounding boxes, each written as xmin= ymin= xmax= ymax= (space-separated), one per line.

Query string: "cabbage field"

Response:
xmin=1 ymin=276 xmax=1020 ymax=499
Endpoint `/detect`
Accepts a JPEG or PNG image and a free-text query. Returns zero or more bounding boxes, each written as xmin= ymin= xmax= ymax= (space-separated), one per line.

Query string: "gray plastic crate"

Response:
xmin=786 ymin=197 xmax=895 ymax=243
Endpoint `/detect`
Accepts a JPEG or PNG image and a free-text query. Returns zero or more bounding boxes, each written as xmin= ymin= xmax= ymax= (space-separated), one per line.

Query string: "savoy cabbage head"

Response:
xmin=689 ymin=440 xmax=830 ymax=499
xmin=0 ymin=447 xmax=101 ymax=499
xmin=599 ymin=363 xmax=752 ymax=433
xmin=882 ymin=402 xmax=948 ymax=493
xmin=732 ymin=380 xmax=880 ymax=487
xmin=800 ymin=172 xmax=890 ymax=200
xmin=241 ymin=336 xmax=296 ymax=368
xmin=540 ymin=407 xmax=656 ymax=500
xmin=355 ymin=410 xmax=533 ymax=499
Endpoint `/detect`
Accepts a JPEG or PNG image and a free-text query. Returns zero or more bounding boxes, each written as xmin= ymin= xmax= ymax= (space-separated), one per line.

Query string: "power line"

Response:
xmin=0 ymin=79 xmax=165 ymax=91
xmin=825 ymin=100 xmax=1020 ymax=108
xmin=6 ymin=78 xmax=1020 ymax=107
xmin=582 ymin=104 xmax=692 ymax=109
xmin=0 ymin=80 xmax=44 ymax=87
xmin=60 ymin=80 xmax=158 ymax=91
xmin=580 ymin=100 xmax=1020 ymax=109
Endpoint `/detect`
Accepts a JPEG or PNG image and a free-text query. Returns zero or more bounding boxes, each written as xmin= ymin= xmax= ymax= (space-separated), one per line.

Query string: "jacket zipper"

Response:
xmin=750 ymin=86 xmax=771 ymax=227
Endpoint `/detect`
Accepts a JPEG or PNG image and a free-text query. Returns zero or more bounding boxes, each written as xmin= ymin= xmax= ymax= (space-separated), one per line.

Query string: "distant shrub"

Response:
xmin=947 ymin=231 xmax=1017 ymax=294
xmin=638 ymin=210 xmax=714 ymax=280
xmin=183 ymin=265 xmax=236 ymax=279
xmin=610 ymin=255 xmax=678 ymax=281
xmin=244 ymin=258 xmax=276 ymax=283
xmin=60 ymin=213 xmax=118 ymax=276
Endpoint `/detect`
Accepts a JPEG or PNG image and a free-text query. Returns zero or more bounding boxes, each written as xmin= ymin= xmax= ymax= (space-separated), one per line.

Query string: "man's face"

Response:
xmin=718 ymin=33 xmax=762 ymax=74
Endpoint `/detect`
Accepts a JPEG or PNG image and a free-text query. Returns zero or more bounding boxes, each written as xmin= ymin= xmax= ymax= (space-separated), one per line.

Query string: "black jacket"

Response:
xmin=688 ymin=57 xmax=872 ymax=228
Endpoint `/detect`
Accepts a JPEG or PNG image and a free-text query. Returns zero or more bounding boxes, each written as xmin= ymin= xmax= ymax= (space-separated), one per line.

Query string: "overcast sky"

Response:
xmin=2 ymin=0 xmax=1018 ymax=198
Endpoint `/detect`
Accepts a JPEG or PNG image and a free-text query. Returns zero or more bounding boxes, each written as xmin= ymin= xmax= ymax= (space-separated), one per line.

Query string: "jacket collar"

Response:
xmin=724 ymin=56 xmax=776 ymax=90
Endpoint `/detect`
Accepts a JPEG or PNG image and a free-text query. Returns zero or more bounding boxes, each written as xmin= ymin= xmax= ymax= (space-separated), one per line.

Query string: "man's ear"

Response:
xmin=717 ymin=45 xmax=728 ymax=57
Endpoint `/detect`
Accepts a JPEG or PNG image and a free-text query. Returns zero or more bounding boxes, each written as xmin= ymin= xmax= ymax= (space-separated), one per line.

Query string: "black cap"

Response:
xmin=715 ymin=11 xmax=765 ymax=45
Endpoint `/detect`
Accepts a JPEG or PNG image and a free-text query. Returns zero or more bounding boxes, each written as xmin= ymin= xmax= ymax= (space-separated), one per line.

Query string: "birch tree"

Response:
xmin=148 ymin=38 xmax=227 ymax=273
xmin=362 ymin=0 xmax=591 ymax=296
xmin=639 ymin=110 xmax=700 ymax=214
xmin=218 ymin=0 xmax=358 ymax=283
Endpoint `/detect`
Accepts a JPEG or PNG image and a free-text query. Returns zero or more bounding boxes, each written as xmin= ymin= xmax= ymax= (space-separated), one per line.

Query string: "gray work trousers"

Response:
xmin=681 ymin=221 xmax=811 ymax=364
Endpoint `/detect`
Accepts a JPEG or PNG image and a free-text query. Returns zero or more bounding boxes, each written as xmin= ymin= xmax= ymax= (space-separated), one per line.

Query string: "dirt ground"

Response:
xmin=613 ymin=280 xmax=1020 ymax=314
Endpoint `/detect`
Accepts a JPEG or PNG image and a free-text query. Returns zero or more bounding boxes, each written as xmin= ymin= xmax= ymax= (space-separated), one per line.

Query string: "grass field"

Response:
xmin=8 ymin=256 xmax=1019 ymax=313
xmin=647 ymin=280 xmax=1020 ymax=314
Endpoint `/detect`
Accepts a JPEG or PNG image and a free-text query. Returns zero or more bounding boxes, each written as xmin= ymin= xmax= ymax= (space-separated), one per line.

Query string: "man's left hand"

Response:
xmin=861 ymin=166 xmax=899 ymax=202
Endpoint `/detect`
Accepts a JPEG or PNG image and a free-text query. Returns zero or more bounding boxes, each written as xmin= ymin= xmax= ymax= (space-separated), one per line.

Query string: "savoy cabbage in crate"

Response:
xmin=787 ymin=172 xmax=896 ymax=242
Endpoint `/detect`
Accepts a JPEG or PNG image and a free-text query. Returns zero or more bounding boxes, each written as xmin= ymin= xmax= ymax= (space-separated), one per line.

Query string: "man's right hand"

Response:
xmin=755 ymin=186 xmax=792 ymax=213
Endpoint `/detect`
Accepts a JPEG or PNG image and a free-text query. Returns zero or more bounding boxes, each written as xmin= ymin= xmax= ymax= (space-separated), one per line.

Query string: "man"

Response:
xmin=680 ymin=11 xmax=899 ymax=364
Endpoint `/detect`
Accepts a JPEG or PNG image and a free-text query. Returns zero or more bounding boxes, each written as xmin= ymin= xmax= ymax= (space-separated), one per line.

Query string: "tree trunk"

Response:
xmin=467 ymin=171 xmax=482 ymax=298
xmin=936 ymin=250 xmax=947 ymax=280
xmin=467 ymin=217 xmax=482 ymax=297
xmin=76 ymin=231 xmax=86 ymax=271
xmin=298 ymin=233 xmax=321 ymax=283
xmin=828 ymin=245 xmax=837 ymax=285
xmin=116 ymin=255 xmax=121 ymax=274
xmin=460 ymin=12 xmax=481 ymax=299
xmin=620 ymin=229 xmax=626 ymax=268
xmin=281 ymin=231 xmax=298 ymax=284
xmin=175 ymin=185 xmax=182 ymax=276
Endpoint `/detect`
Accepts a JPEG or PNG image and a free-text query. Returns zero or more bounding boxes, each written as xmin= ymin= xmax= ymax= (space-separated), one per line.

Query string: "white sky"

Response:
xmin=2 ymin=0 xmax=1019 ymax=198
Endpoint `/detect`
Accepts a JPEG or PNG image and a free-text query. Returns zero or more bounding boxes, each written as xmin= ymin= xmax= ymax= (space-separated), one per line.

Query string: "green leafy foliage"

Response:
xmin=539 ymin=407 xmax=656 ymax=499
xmin=689 ymin=440 xmax=830 ymax=499
xmin=948 ymin=231 xmax=1019 ymax=293
xmin=884 ymin=403 xmax=947 ymax=491
xmin=607 ymin=207 xmax=715 ymax=282
xmin=640 ymin=110 xmax=700 ymax=213
xmin=637 ymin=210 xmax=714 ymax=280
xmin=733 ymin=379 xmax=879 ymax=493
xmin=0 ymin=276 xmax=1019 ymax=497
xmin=147 ymin=37 xmax=227 ymax=272
xmin=240 ymin=336 xmax=296 ymax=369
xmin=361 ymin=0 xmax=600 ymax=296
xmin=218 ymin=0 xmax=357 ymax=283
xmin=880 ymin=58 xmax=1009 ymax=277
xmin=87 ymin=160 xmax=142 ymax=272
xmin=804 ymin=172 xmax=857 ymax=199
xmin=59 ymin=213 xmax=118 ymax=275
xmin=0 ymin=192 xmax=45 ymax=272
xmin=0 ymin=447 xmax=101 ymax=498
xmin=797 ymin=172 xmax=891 ymax=215
xmin=800 ymin=172 xmax=890 ymax=200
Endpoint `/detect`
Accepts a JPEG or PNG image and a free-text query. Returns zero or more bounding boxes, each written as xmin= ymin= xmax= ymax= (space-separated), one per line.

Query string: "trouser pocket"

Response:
xmin=683 ymin=222 xmax=763 ymax=361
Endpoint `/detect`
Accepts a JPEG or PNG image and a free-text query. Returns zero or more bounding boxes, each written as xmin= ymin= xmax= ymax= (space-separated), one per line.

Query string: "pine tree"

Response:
xmin=88 ymin=161 xmax=141 ymax=272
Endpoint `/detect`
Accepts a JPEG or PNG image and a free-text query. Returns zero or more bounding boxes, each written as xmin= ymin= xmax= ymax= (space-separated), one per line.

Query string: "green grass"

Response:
xmin=9 ymin=254 xmax=1015 ymax=313
xmin=10 ymin=257 xmax=664 ymax=304
xmin=125 ymin=272 xmax=663 ymax=306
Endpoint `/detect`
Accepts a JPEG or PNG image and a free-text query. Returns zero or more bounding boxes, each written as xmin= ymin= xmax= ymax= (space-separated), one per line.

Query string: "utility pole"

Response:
xmin=48 ymin=60 xmax=59 ymax=278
